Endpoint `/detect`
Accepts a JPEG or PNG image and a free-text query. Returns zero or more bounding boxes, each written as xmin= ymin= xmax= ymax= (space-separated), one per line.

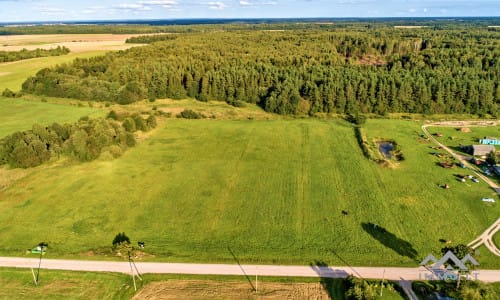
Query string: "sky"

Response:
xmin=0 ymin=0 xmax=499 ymax=23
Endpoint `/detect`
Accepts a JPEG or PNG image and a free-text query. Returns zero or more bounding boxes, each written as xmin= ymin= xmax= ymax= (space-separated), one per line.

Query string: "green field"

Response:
xmin=0 ymin=268 xmax=134 ymax=299
xmin=0 ymin=118 xmax=498 ymax=267
xmin=0 ymin=51 xmax=107 ymax=91
xmin=0 ymin=98 xmax=105 ymax=138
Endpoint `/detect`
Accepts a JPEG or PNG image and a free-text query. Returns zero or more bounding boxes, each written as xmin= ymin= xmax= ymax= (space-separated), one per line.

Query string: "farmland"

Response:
xmin=0 ymin=268 xmax=134 ymax=299
xmin=0 ymin=116 xmax=498 ymax=267
xmin=0 ymin=51 xmax=108 ymax=91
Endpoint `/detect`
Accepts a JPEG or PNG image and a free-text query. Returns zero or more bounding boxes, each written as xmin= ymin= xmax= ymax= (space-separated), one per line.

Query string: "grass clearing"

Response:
xmin=0 ymin=98 xmax=105 ymax=138
xmin=0 ymin=118 xmax=498 ymax=268
xmin=0 ymin=268 xmax=134 ymax=299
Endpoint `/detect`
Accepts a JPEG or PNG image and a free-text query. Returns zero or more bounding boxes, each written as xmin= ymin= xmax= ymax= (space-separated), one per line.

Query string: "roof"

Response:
xmin=472 ymin=144 xmax=495 ymax=155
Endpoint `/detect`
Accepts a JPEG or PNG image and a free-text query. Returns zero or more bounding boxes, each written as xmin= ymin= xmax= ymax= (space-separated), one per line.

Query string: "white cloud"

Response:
xmin=208 ymin=1 xmax=227 ymax=9
xmin=36 ymin=7 xmax=68 ymax=15
xmin=113 ymin=3 xmax=152 ymax=10
xmin=139 ymin=0 xmax=177 ymax=8
xmin=239 ymin=0 xmax=277 ymax=7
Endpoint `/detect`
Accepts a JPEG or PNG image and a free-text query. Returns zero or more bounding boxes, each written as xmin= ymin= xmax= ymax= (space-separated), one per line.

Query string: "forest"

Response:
xmin=0 ymin=46 xmax=69 ymax=63
xmin=20 ymin=25 xmax=500 ymax=116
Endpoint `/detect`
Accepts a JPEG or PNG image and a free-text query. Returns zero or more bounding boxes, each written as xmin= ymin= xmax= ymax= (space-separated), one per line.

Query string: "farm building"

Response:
xmin=480 ymin=138 xmax=500 ymax=146
xmin=468 ymin=145 xmax=496 ymax=157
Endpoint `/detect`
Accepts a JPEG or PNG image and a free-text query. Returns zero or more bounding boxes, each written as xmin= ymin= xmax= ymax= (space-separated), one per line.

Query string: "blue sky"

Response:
xmin=0 ymin=0 xmax=499 ymax=22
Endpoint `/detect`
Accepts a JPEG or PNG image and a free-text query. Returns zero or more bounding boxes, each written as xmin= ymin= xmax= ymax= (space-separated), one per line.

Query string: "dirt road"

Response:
xmin=469 ymin=218 xmax=500 ymax=256
xmin=422 ymin=121 xmax=499 ymax=190
xmin=422 ymin=121 xmax=500 ymax=257
xmin=1 ymin=257 xmax=499 ymax=282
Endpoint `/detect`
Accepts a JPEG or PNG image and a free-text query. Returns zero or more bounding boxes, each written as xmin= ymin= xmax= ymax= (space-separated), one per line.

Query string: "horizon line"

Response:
xmin=1 ymin=16 xmax=500 ymax=26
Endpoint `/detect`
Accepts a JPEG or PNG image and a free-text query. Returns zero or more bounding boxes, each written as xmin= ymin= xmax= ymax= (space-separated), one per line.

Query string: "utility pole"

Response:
xmin=255 ymin=266 xmax=258 ymax=294
xmin=35 ymin=242 xmax=48 ymax=285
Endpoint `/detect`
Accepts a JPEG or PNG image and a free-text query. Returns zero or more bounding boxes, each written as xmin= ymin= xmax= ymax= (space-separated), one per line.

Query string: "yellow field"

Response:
xmin=0 ymin=34 xmax=144 ymax=53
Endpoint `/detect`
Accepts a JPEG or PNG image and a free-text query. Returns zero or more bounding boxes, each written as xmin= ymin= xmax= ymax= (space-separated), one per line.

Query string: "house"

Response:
xmin=480 ymin=138 xmax=500 ymax=146
xmin=470 ymin=145 xmax=496 ymax=157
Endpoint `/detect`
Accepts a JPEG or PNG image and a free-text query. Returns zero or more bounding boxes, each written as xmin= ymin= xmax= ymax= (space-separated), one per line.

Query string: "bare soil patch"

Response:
xmin=357 ymin=55 xmax=386 ymax=66
xmin=0 ymin=72 xmax=11 ymax=76
xmin=133 ymin=280 xmax=329 ymax=300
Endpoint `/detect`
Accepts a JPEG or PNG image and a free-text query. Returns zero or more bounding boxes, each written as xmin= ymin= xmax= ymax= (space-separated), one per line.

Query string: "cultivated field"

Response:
xmin=0 ymin=117 xmax=498 ymax=268
xmin=0 ymin=33 xmax=149 ymax=91
xmin=0 ymin=34 xmax=143 ymax=53
xmin=0 ymin=268 xmax=134 ymax=299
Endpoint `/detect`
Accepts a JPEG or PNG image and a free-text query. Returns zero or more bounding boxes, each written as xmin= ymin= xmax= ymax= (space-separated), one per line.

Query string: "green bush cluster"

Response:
xmin=107 ymin=111 xmax=158 ymax=133
xmin=0 ymin=118 xmax=136 ymax=168
xmin=177 ymin=109 xmax=206 ymax=119
xmin=0 ymin=46 xmax=69 ymax=63
xmin=345 ymin=275 xmax=394 ymax=300
xmin=126 ymin=34 xmax=178 ymax=44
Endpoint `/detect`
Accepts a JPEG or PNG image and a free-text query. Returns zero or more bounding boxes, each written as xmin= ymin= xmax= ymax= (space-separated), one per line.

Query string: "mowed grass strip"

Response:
xmin=0 ymin=119 xmax=498 ymax=267
xmin=0 ymin=98 xmax=104 ymax=138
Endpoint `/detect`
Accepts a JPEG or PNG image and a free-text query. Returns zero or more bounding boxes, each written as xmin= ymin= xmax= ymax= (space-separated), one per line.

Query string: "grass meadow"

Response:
xmin=0 ymin=118 xmax=498 ymax=268
xmin=0 ymin=98 xmax=105 ymax=138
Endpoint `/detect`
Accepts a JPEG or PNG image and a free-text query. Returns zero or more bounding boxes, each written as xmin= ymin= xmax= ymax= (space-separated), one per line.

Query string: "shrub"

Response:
xmin=107 ymin=110 xmax=118 ymax=120
xmin=122 ymin=117 xmax=136 ymax=132
xmin=146 ymin=115 xmax=157 ymax=129
xmin=131 ymin=113 xmax=148 ymax=131
xmin=177 ymin=109 xmax=205 ymax=119
xmin=2 ymin=88 xmax=15 ymax=97
xmin=112 ymin=232 xmax=130 ymax=248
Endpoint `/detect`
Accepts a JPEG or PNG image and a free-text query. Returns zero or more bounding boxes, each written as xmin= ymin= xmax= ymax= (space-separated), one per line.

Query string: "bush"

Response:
xmin=122 ymin=117 xmax=136 ymax=132
xmin=112 ymin=232 xmax=130 ymax=247
xmin=2 ymin=88 xmax=15 ymax=97
xmin=131 ymin=113 xmax=148 ymax=131
xmin=177 ymin=109 xmax=205 ymax=119
xmin=146 ymin=115 xmax=157 ymax=129
xmin=107 ymin=110 xmax=118 ymax=120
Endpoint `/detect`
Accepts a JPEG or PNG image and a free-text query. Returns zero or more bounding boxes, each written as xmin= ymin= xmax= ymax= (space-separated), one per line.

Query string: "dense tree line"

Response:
xmin=21 ymin=27 xmax=499 ymax=116
xmin=0 ymin=114 xmax=156 ymax=168
xmin=0 ymin=46 xmax=69 ymax=63
xmin=126 ymin=34 xmax=178 ymax=44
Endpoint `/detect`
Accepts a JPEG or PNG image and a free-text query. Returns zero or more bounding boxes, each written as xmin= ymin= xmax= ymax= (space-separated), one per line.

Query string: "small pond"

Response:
xmin=378 ymin=142 xmax=394 ymax=159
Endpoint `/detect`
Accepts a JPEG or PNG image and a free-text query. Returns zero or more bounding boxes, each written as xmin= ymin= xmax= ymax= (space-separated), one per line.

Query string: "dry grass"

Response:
xmin=133 ymin=280 xmax=330 ymax=300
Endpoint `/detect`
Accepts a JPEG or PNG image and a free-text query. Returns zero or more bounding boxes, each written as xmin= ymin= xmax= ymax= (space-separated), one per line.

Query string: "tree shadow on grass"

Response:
xmin=310 ymin=260 xmax=349 ymax=299
xmin=361 ymin=222 xmax=418 ymax=261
